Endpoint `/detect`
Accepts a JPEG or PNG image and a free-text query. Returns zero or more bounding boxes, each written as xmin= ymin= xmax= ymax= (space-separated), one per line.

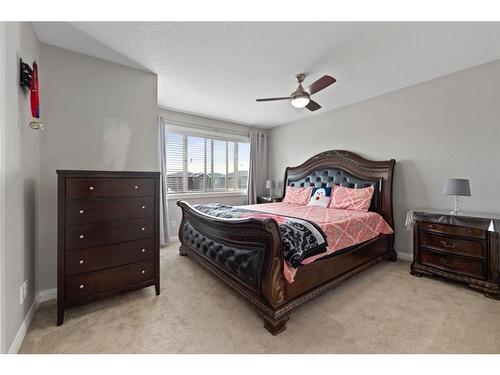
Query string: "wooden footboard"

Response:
xmin=177 ymin=200 xmax=288 ymax=332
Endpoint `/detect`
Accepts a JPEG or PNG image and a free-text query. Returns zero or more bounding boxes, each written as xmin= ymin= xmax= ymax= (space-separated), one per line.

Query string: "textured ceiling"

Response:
xmin=33 ymin=22 xmax=500 ymax=128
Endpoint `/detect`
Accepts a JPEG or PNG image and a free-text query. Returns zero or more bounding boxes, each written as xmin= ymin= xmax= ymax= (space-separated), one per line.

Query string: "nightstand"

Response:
xmin=408 ymin=209 xmax=500 ymax=299
xmin=256 ymin=196 xmax=283 ymax=204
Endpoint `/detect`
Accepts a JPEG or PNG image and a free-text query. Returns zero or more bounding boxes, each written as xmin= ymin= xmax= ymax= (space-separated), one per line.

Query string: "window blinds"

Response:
xmin=164 ymin=130 xmax=250 ymax=194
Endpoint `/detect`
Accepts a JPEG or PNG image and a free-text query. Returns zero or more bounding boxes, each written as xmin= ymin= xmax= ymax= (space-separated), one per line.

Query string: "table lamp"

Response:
xmin=266 ymin=180 xmax=275 ymax=199
xmin=442 ymin=178 xmax=471 ymax=215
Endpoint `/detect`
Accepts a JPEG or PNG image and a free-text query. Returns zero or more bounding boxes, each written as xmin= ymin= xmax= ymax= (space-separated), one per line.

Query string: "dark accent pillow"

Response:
xmin=311 ymin=187 xmax=332 ymax=197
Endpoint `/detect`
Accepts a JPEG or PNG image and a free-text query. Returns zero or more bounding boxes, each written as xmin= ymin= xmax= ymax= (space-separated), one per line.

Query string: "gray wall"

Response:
xmin=0 ymin=21 xmax=5 ymax=354
xmin=268 ymin=59 xmax=500 ymax=258
xmin=1 ymin=22 xmax=40 ymax=353
xmin=37 ymin=44 xmax=158 ymax=291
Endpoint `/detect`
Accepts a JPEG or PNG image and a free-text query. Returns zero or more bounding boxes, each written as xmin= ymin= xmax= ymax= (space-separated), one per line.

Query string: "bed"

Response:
xmin=177 ymin=150 xmax=396 ymax=335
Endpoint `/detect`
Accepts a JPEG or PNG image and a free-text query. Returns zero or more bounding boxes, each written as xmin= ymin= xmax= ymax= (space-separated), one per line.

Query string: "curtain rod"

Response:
xmin=161 ymin=117 xmax=253 ymax=137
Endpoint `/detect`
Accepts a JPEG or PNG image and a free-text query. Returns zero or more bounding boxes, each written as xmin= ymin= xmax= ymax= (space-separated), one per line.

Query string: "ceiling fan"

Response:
xmin=256 ymin=73 xmax=336 ymax=111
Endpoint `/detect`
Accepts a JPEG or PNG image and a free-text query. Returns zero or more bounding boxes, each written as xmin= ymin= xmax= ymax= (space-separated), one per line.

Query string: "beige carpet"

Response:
xmin=20 ymin=241 xmax=500 ymax=353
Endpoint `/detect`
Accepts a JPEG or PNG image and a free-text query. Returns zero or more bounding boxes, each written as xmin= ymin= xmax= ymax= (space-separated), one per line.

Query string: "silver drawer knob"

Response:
xmin=141 ymin=270 xmax=146 ymax=274
xmin=89 ymin=186 xmax=94 ymax=191
xmin=79 ymin=210 xmax=84 ymax=214
xmin=79 ymin=259 xmax=85 ymax=264
xmin=79 ymin=284 xmax=85 ymax=289
xmin=79 ymin=234 xmax=85 ymax=239
xmin=141 ymin=205 xmax=146 ymax=209
xmin=134 ymin=185 xmax=139 ymax=190
xmin=141 ymin=248 xmax=146 ymax=253
xmin=141 ymin=227 xmax=146 ymax=231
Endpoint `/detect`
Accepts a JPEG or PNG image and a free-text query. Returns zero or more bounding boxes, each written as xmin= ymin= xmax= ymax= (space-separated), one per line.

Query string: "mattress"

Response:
xmin=244 ymin=202 xmax=393 ymax=283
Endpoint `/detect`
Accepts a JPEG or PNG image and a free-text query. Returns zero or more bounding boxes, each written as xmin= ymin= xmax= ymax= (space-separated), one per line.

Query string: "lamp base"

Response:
xmin=450 ymin=195 xmax=461 ymax=216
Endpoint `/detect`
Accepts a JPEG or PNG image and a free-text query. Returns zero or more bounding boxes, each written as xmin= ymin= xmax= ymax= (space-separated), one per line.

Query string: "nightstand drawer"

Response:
xmin=420 ymin=221 xmax=485 ymax=239
xmin=420 ymin=249 xmax=485 ymax=280
xmin=420 ymin=232 xmax=485 ymax=259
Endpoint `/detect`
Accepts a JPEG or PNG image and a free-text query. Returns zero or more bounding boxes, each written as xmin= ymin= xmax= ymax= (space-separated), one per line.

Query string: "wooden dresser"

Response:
xmin=409 ymin=210 xmax=500 ymax=299
xmin=57 ymin=170 xmax=161 ymax=325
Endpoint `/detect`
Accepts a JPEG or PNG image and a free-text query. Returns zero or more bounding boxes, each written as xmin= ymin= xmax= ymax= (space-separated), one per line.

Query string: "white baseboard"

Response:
xmin=7 ymin=287 xmax=57 ymax=354
xmin=39 ymin=288 xmax=57 ymax=303
xmin=8 ymin=294 xmax=40 ymax=354
xmin=397 ymin=251 xmax=413 ymax=262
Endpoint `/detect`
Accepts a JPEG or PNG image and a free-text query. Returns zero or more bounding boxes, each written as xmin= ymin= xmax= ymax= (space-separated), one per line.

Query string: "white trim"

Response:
xmin=38 ymin=288 xmax=57 ymax=303
xmin=8 ymin=294 xmax=39 ymax=354
xmin=167 ymin=191 xmax=247 ymax=200
xmin=397 ymin=250 xmax=413 ymax=262
xmin=7 ymin=288 xmax=57 ymax=354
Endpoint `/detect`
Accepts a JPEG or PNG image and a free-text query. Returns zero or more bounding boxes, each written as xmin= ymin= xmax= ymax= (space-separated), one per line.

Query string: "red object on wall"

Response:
xmin=30 ymin=60 xmax=39 ymax=118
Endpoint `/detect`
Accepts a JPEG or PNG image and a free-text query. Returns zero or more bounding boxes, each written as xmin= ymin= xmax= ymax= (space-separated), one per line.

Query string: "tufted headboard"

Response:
xmin=283 ymin=150 xmax=396 ymax=227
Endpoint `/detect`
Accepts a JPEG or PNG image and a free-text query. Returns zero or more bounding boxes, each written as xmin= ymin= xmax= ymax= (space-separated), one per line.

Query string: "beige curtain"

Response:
xmin=159 ymin=116 xmax=171 ymax=245
xmin=247 ymin=131 xmax=268 ymax=204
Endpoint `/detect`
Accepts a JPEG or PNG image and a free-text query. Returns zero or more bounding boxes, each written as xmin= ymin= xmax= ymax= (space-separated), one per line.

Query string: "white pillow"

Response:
xmin=307 ymin=188 xmax=331 ymax=208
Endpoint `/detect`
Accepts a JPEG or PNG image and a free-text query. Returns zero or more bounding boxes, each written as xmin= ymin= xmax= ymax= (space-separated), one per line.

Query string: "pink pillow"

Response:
xmin=283 ymin=186 xmax=313 ymax=205
xmin=329 ymin=185 xmax=374 ymax=211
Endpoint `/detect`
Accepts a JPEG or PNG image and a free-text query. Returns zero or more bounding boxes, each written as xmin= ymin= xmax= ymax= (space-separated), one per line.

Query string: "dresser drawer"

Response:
xmin=420 ymin=221 xmax=485 ymax=239
xmin=65 ymin=218 xmax=153 ymax=250
xmin=420 ymin=249 xmax=485 ymax=280
xmin=66 ymin=177 xmax=154 ymax=199
xmin=65 ymin=261 xmax=154 ymax=302
xmin=420 ymin=232 xmax=485 ymax=259
xmin=67 ymin=198 xmax=154 ymax=224
xmin=65 ymin=239 xmax=154 ymax=276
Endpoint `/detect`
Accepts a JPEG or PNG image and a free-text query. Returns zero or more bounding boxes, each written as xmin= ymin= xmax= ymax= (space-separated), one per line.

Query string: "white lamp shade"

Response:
xmin=290 ymin=97 xmax=310 ymax=108
xmin=266 ymin=180 xmax=275 ymax=189
xmin=442 ymin=178 xmax=471 ymax=196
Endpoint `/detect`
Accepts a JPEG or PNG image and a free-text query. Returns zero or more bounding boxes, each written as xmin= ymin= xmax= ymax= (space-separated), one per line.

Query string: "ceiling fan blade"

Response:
xmin=256 ymin=97 xmax=290 ymax=102
xmin=306 ymin=75 xmax=336 ymax=95
xmin=306 ymin=99 xmax=321 ymax=111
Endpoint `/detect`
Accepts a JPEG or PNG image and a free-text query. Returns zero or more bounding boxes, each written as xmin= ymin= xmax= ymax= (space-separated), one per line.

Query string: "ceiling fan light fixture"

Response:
xmin=290 ymin=96 xmax=310 ymax=108
xmin=290 ymin=88 xmax=310 ymax=108
xmin=256 ymin=73 xmax=335 ymax=111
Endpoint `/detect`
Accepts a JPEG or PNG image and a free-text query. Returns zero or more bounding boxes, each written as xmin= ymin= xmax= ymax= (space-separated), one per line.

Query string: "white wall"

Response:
xmin=158 ymin=108 xmax=261 ymax=236
xmin=0 ymin=21 xmax=6 ymax=354
xmin=268 ymin=59 xmax=500 ymax=258
xmin=1 ymin=22 xmax=40 ymax=353
xmin=37 ymin=44 xmax=158 ymax=291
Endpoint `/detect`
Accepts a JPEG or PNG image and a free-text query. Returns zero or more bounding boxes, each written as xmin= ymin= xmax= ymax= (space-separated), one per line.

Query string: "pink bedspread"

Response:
xmin=243 ymin=202 xmax=393 ymax=283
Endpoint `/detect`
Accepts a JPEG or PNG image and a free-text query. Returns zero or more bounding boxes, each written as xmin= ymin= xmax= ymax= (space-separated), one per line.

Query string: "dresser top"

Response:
xmin=407 ymin=209 xmax=500 ymax=232
xmin=57 ymin=170 xmax=160 ymax=176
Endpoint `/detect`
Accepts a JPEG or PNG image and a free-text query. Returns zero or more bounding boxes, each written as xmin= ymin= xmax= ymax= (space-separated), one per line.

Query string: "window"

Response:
xmin=164 ymin=130 xmax=250 ymax=194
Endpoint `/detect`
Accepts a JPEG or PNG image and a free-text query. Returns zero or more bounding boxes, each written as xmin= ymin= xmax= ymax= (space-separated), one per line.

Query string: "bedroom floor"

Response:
xmin=20 ymin=241 xmax=500 ymax=354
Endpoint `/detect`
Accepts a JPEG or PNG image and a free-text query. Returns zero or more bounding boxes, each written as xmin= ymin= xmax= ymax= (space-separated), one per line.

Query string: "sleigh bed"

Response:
xmin=177 ymin=150 xmax=396 ymax=335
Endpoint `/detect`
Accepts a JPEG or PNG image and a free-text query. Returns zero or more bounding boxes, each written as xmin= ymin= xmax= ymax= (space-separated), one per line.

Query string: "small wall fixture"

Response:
xmin=20 ymin=58 xmax=43 ymax=130
xmin=29 ymin=120 xmax=44 ymax=130
xmin=19 ymin=58 xmax=33 ymax=90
